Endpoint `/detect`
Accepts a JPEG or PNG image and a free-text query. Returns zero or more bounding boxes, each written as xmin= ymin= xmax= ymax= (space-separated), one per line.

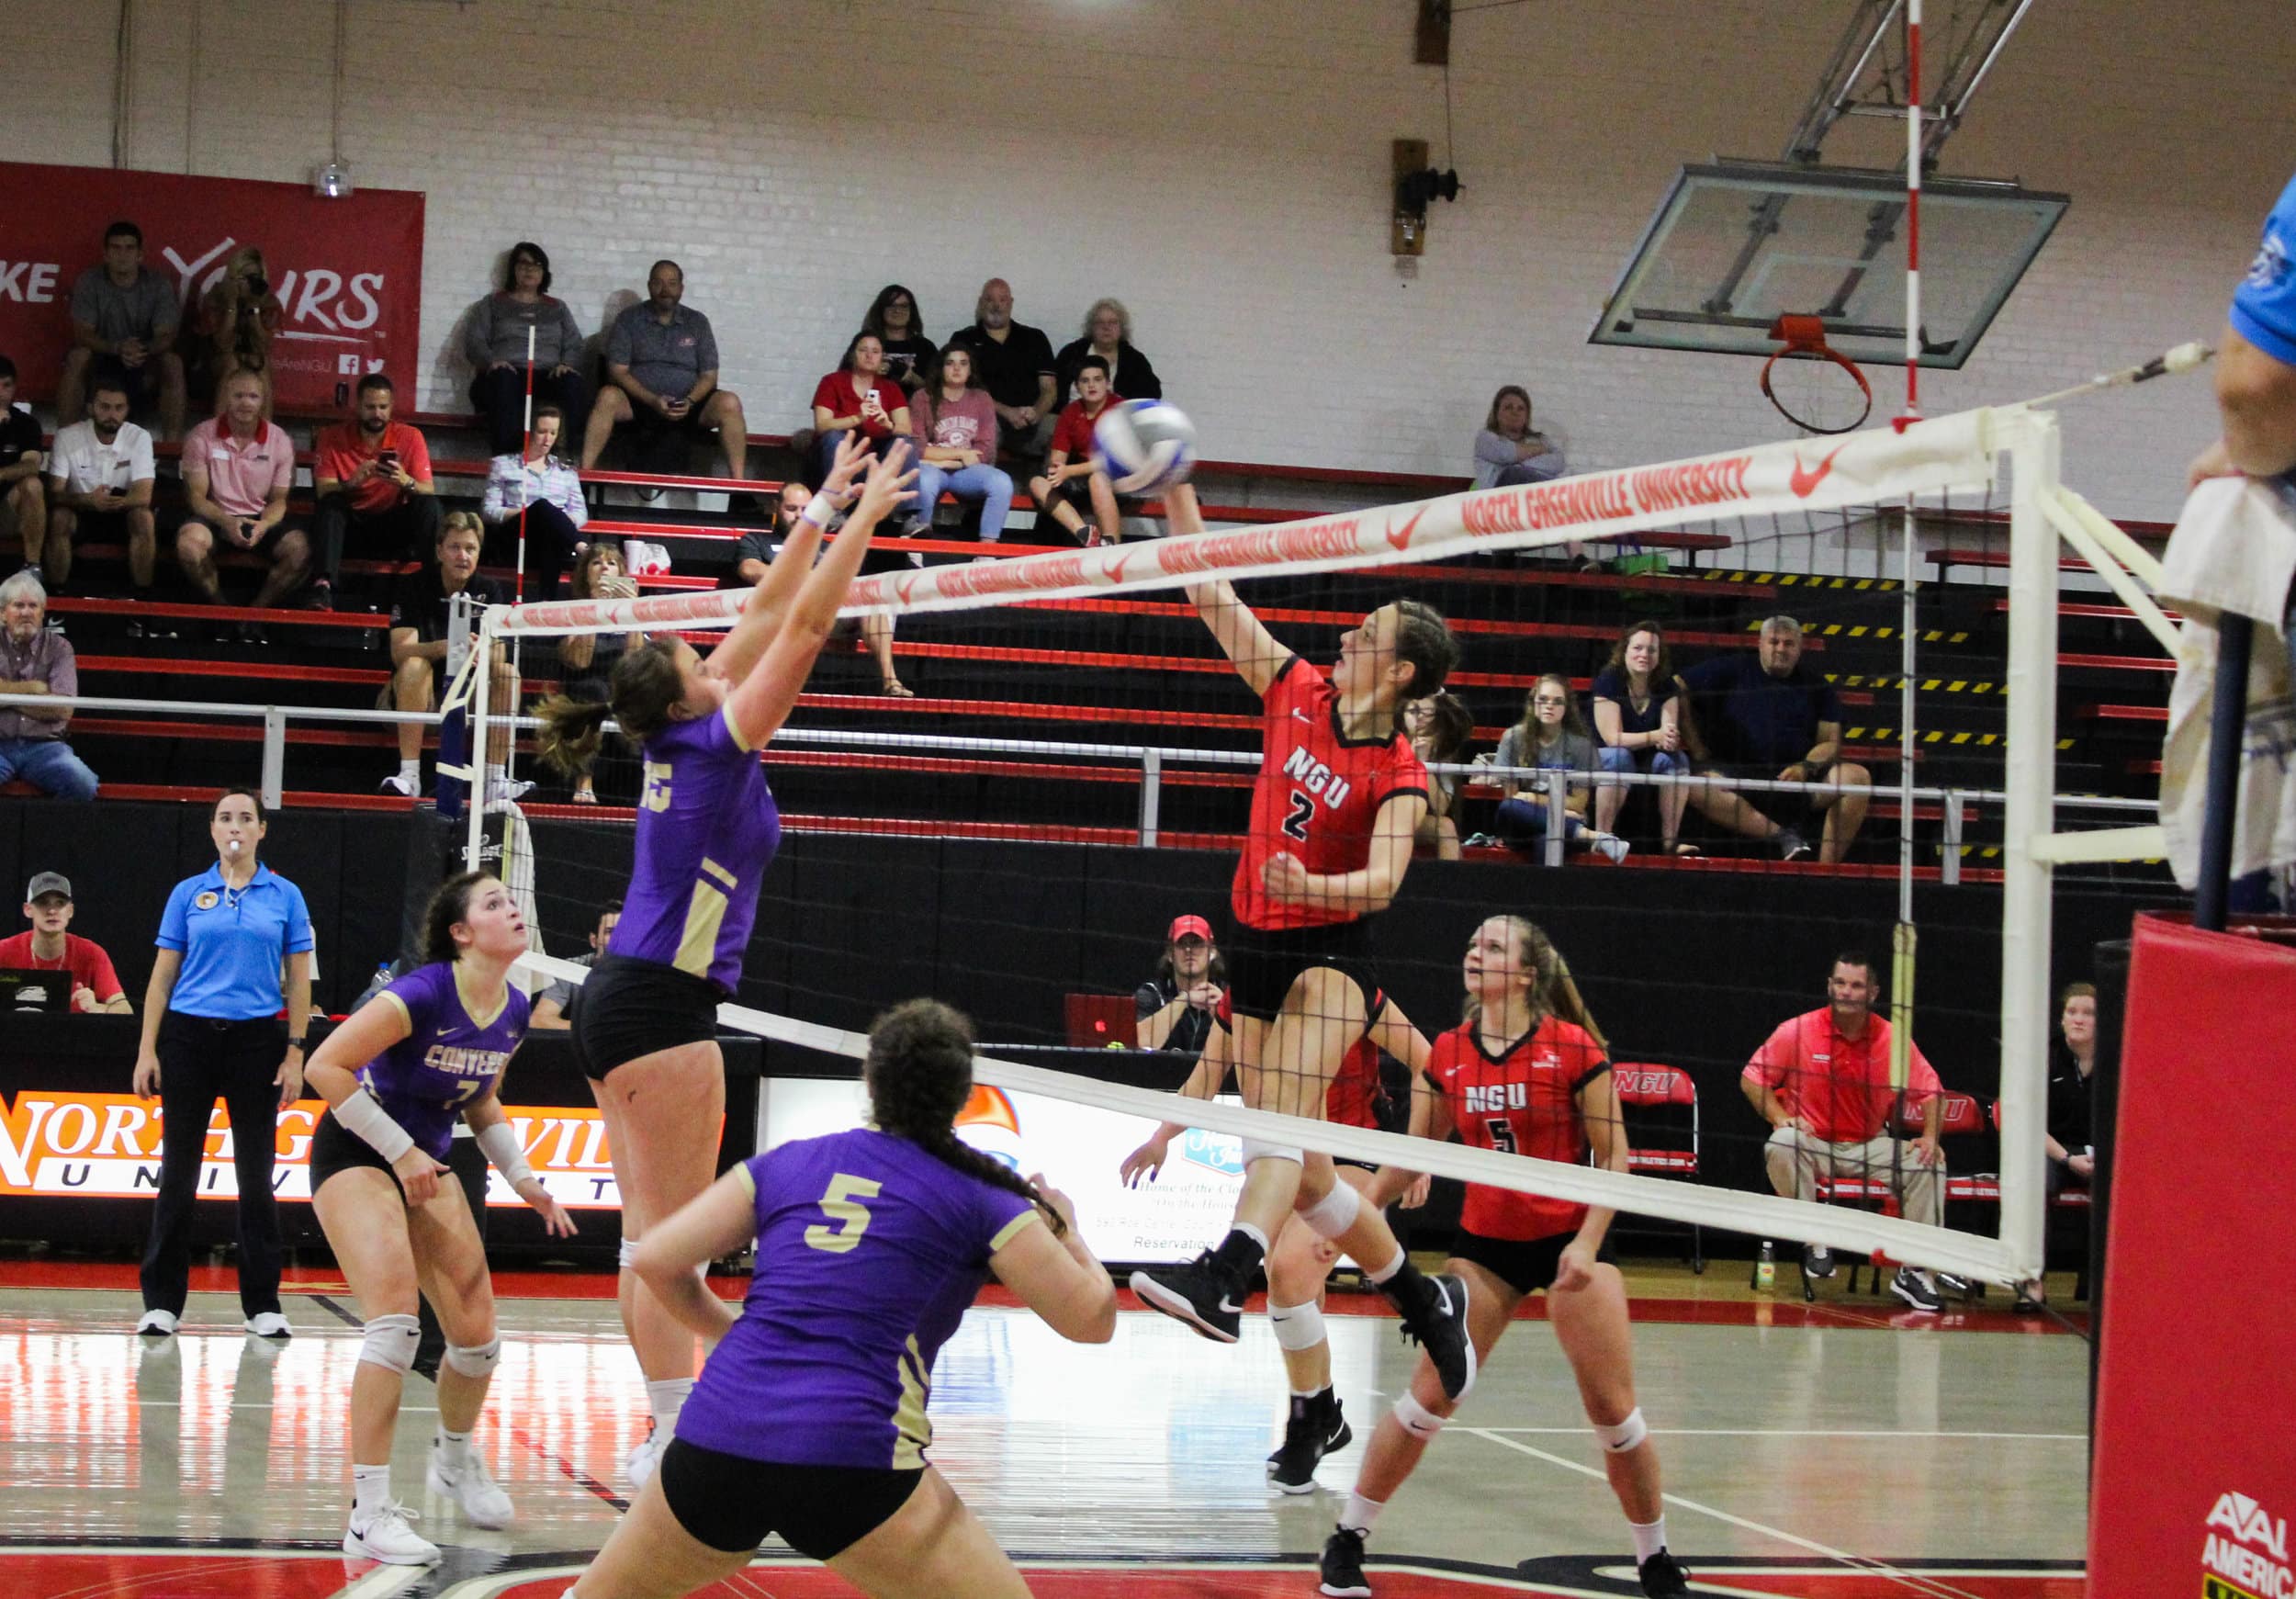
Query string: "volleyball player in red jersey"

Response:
xmin=1318 ymin=916 xmax=1689 ymax=1599
xmin=1128 ymin=482 xmax=1475 ymax=1403
xmin=1121 ymin=989 xmax=1436 ymax=1492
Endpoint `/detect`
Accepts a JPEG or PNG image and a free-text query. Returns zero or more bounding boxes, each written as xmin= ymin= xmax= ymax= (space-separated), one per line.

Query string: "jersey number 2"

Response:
xmin=804 ymin=1172 xmax=883 ymax=1255
xmin=1283 ymin=790 xmax=1314 ymax=842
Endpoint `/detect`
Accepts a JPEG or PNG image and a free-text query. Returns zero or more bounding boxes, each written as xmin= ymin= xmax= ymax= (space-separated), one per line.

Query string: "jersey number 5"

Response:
xmin=804 ymin=1172 xmax=883 ymax=1255
xmin=641 ymin=760 xmax=673 ymax=814
xmin=1482 ymin=1117 xmax=1517 ymax=1154
xmin=1283 ymin=790 xmax=1314 ymax=842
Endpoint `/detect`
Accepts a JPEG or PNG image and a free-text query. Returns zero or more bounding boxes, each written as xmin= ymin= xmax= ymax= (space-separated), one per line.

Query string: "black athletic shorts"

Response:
xmin=1221 ymin=917 xmax=1378 ymax=1023
xmin=568 ymin=953 xmax=724 ymax=1082
xmin=1447 ymin=1228 xmax=1614 ymax=1298
xmin=658 ymin=1436 xmax=922 ymax=1559
xmin=308 ymin=1111 xmax=405 ymax=1199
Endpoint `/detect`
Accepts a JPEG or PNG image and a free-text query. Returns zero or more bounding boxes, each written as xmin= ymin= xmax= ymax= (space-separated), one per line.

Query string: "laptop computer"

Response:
xmin=1063 ymin=992 xmax=1137 ymax=1050
xmin=0 ymin=968 xmax=67 ymax=1012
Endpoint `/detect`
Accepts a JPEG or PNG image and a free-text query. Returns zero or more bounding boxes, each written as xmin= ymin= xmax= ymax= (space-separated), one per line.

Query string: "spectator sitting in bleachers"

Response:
xmin=861 ymin=284 xmax=938 ymax=398
xmin=313 ymin=374 xmax=442 ymax=604
xmin=946 ymin=277 xmax=1058 ymax=466
xmin=175 ymin=370 xmax=312 ymax=631
xmin=58 ymin=220 xmax=186 ymax=442
xmin=0 ymin=358 xmax=47 ymax=569
xmin=380 ymin=512 xmax=527 ymax=803
xmin=44 ymin=377 xmax=156 ymax=595
xmin=1680 ymin=615 xmax=1870 ymax=865
xmin=734 ymin=482 xmax=908 ymax=697
xmin=1055 ymin=298 xmax=1163 ymax=406
xmin=530 ymin=901 xmax=622 ymax=1029
xmin=1471 ymin=385 xmax=1567 ymax=490
xmin=465 ymin=242 xmax=591 ymax=458
xmin=1590 ymin=622 xmax=1694 ymax=856
xmin=1029 ymin=357 xmax=1122 ymax=547
xmin=2020 ymin=981 xmax=2098 ymax=1312
xmin=0 ymin=571 xmax=97 ymax=801
xmin=580 ymin=259 xmax=751 ymax=488
xmin=479 ymin=402 xmax=586 ymax=601
xmin=192 ymin=247 xmax=285 ymax=424
xmin=551 ymin=542 xmax=638 ymax=805
xmin=1135 ymin=914 xmax=1223 ymax=1054
xmin=1402 ymin=691 xmax=1474 ymax=860
xmin=810 ymin=333 xmax=914 ymax=495
xmin=1 ymin=873 xmax=129 ymax=1012
xmin=1487 ymin=673 xmax=1628 ymax=862
xmin=909 ymin=346 xmax=1014 ymax=546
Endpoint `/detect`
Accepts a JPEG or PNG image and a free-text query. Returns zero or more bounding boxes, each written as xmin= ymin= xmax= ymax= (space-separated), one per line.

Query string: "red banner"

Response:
xmin=0 ymin=162 xmax=423 ymax=413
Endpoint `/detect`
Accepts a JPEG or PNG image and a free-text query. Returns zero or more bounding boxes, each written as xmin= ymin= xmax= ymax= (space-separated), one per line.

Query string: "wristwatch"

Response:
xmin=286 ymin=1036 xmax=307 ymax=1051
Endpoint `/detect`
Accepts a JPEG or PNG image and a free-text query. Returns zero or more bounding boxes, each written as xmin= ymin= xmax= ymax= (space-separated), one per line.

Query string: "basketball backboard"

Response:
xmin=1590 ymin=161 xmax=2067 ymax=368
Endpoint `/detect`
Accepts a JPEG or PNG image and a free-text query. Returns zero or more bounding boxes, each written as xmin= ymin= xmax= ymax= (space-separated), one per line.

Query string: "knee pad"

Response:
xmin=618 ymin=1235 xmax=641 ymax=1270
xmin=1392 ymin=1391 xmax=1447 ymax=1440
xmin=357 ymin=1313 xmax=422 ymax=1376
xmin=1268 ymin=1300 xmax=1327 ymax=1353
xmin=1241 ymin=1139 xmax=1303 ymax=1169
xmin=1298 ymin=1178 xmax=1362 ymax=1241
xmin=444 ymin=1336 xmax=501 ymax=1379
xmin=1593 ymin=1407 xmax=1649 ymax=1454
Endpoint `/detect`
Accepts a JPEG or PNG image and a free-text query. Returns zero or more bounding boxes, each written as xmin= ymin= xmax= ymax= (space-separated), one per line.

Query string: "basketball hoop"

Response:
xmin=1761 ymin=313 xmax=1874 ymax=435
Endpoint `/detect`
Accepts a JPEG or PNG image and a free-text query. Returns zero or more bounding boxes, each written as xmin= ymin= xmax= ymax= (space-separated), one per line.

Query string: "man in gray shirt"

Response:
xmin=59 ymin=221 xmax=186 ymax=441
xmin=579 ymin=259 xmax=751 ymax=486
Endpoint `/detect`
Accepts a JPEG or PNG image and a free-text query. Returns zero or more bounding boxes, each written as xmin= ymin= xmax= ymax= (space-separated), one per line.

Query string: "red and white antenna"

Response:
xmin=1900 ymin=0 xmax=1923 ymax=426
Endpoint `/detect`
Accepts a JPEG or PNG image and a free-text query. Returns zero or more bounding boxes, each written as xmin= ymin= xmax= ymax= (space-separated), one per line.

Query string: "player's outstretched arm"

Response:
xmin=1120 ymin=1029 xmax=1229 ymax=1185
xmin=726 ymin=443 xmax=916 ymax=750
xmin=706 ymin=435 xmax=873 ymax=687
xmin=1167 ymin=483 xmax=1290 ymax=696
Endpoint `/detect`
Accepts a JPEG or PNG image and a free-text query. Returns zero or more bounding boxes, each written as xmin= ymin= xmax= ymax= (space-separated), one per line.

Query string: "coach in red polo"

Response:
xmin=1741 ymin=951 xmax=1952 ymax=1312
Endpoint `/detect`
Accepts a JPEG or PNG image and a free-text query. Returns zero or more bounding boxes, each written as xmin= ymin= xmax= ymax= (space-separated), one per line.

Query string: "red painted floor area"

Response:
xmin=0 ymin=1550 xmax=355 ymax=1599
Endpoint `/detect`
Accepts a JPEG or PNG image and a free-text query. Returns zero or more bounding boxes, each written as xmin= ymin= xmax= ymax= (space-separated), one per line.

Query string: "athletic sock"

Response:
xmin=396 ymin=759 xmax=419 ymax=785
xmin=1366 ymin=1245 xmax=1419 ymax=1293
xmin=434 ymin=1424 xmax=473 ymax=1471
xmin=351 ymin=1463 xmax=391 ymax=1523
xmin=1340 ymin=1492 xmax=1385 ymax=1534
xmin=1293 ymin=1384 xmax=1329 ymax=1401
xmin=1210 ymin=1225 xmax=1268 ymax=1283
xmin=1629 ymin=1516 xmax=1668 ymax=1563
xmin=646 ymin=1376 xmax=694 ymax=1434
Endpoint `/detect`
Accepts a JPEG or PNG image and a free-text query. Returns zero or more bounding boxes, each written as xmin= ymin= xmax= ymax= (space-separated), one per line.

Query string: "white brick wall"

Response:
xmin=3 ymin=0 xmax=2290 ymax=521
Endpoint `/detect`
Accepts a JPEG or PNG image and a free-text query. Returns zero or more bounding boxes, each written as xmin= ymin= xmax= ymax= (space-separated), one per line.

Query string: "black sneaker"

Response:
xmin=1890 ymin=1267 xmax=1944 ymax=1313
xmin=1638 ymin=1548 xmax=1693 ymax=1596
xmin=1776 ymin=828 xmax=1815 ymax=861
xmin=1319 ymin=1525 xmax=1373 ymax=1597
xmin=1395 ymin=1271 xmax=1476 ymax=1402
xmin=301 ymin=578 xmax=335 ymax=612
xmin=1129 ymin=1251 xmax=1244 ymax=1343
xmin=1803 ymin=1244 xmax=1836 ymax=1279
xmin=1268 ymin=1391 xmax=1352 ymax=1494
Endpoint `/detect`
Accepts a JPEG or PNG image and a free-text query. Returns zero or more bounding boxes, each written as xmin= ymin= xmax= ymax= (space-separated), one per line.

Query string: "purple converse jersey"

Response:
xmin=355 ymin=963 xmax=530 ymax=1160
xmin=607 ymin=705 xmax=781 ymax=992
xmin=677 ymin=1128 xmax=1041 ymax=1470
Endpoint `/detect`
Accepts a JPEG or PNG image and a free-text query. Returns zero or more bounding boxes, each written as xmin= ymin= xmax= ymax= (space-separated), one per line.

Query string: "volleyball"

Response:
xmin=1091 ymin=398 xmax=1198 ymax=494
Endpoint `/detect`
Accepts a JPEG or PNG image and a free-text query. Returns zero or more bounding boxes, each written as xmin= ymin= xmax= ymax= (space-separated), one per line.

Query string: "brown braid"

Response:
xmin=863 ymin=998 xmax=1066 ymax=1236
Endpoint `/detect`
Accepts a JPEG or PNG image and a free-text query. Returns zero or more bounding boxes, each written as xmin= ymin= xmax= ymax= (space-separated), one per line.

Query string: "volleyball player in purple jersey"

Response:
xmin=304 ymin=872 xmax=578 ymax=1565
xmin=535 ymin=436 xmax=916 ymax=1488
xmin=557 ymin=999 xmax=1112 ymax=1599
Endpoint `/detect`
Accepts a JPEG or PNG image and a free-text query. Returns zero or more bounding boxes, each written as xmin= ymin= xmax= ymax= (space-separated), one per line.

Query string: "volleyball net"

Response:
xmin=469 ymin=398 xmax=2167 ymax=1288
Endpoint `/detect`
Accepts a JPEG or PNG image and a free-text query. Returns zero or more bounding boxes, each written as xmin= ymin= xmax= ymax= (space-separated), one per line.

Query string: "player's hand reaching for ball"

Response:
xmin=851 ymin=440 xmax=917 ymax=527
xmin=821 ymin=432 xmax=873 ymax=506
xmin=1261 ymin=850 xmax=1311 ymax=902
xmin=517 ymin=1177 xmax=579 ymax=1237
xmin=391 ymin=1147 xmax=450 ymax=1207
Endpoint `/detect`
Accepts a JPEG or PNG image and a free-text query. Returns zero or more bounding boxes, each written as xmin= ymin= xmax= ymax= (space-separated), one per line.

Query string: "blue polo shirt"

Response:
xmin=156 ymin=863 xmax=314 ymax=1020
xmin=2231 ymin=172 xmax=2296 ymax=368
xmin=1683 ymin=651 xmax=1844 ymax=768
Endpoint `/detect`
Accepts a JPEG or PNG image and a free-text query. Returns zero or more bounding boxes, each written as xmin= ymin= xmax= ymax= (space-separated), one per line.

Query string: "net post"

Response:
xmin=1137 ymin=749 xmax=1162 ymax=848
xmin=259 ymin=705 xmax=286 ymax=810
xmin=464 ymin=608 xmax=497 ymax=874
xmin=1544 ymin=780 xmax=1567 ymax=868
xmin=1941 ymin=788 xmax=1964 ymax=885
xmin=1998 ymin=409 xmax=2059 ymax=1280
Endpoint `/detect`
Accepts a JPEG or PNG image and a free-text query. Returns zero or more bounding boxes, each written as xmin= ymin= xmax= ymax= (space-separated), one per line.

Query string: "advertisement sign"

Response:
xmin=0 ymin=1091 xmax=624 ymax=1209
xmin=0 ymin=163 xmax=424 ymax=411
xmin=761 ymin=1078 xmax=1245 ymax=1262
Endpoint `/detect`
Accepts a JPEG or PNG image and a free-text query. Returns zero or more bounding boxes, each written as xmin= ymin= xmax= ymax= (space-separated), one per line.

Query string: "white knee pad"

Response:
xmin=1298 ymin=1179 xmax=1362 ymax=1241
xmin=1241 ymin=1139 xmax=1303 ymax=1168
xmin=444 ymin=1336 xmax=501 ymax=1379
xmin=1268 ymin=1300 xmax=1327 ymax=1353
xmin=618 ymin=1235 xmax=641 ymax=1270
xmin=357 ymin=1313 xmax=422 ymax=1375
xmin=1392 ymin=1391 xmax=1447 ymax=1440
xmin=1593 ymin=1407 xmax=1649 ymax=1454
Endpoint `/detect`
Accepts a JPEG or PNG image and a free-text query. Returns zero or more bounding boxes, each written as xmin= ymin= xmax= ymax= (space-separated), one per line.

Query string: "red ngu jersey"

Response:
xmin=1213 ymin=987 xmax=1387 ymax=1130
xmin=1428 ymin=1016 xmax=1609 ymax=1242
xmin=1233 ymin=657 xmax=1428 ymax=931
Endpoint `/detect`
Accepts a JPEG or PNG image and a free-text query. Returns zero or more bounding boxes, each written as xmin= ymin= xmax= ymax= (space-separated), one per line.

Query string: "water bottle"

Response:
xmin=1756 ymin=1240 xmax=1776 ymax=1291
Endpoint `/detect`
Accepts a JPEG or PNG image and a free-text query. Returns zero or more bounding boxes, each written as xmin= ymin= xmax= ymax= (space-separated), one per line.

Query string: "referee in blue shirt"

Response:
xmin=131 ymin=788 xmax=315 ymax=1338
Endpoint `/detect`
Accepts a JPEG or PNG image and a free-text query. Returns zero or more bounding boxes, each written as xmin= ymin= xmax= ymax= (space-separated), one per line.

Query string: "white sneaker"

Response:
xmin=378 ymin=771 xmax=418 ymax=797
xmin=1590 ymin=833 xmax=1632 ymax=863
xmin=428 ymin=1444 xmax=513 ymax=1529
xmin=242 ymin=1312 xmax=292 ymax=1338
xmin=136 ymin=1309 xmax=178 ymax=1336
xmin=485 ymin=774 xmax=535 ymax=804
xmin=343 ymin=1501 xmax=440 ymax=1565
xmin=625 ymin=1431 xmax=663 ymax=1490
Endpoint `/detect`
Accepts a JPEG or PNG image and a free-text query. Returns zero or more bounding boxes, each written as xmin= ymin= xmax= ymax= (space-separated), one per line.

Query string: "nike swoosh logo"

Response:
xmin=1789 ymin=444 xmax=1850 ymax=499
xmin=1292 ymin=709 xmax=1313 ymax=724
xmin=895 ymin=574 xmax=920 ymax=605
xmin=1385 ymin=507 xmax=1427 ymax=551
xmin=1218 ymin=1296 xmax=1246 ymax=1314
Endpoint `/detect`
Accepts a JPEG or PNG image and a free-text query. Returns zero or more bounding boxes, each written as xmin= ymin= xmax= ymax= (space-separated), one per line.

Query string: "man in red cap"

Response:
xmin=1136 ymin=914 xmax=1224 ymax=1053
